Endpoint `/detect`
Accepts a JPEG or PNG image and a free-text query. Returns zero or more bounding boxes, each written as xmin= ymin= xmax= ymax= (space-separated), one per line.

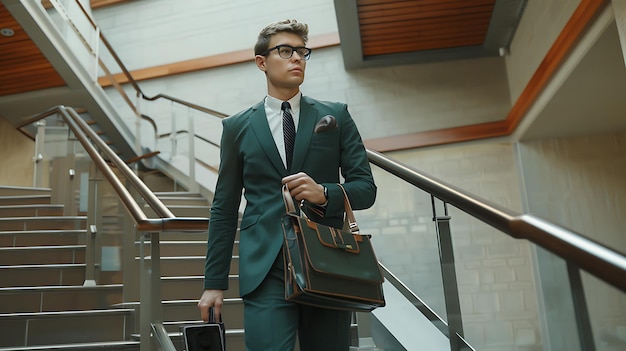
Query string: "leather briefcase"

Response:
xmin=180 ymin=308 xmax=225 ymax=351
xmin=281 ymin=184 xmax=385 ymax=312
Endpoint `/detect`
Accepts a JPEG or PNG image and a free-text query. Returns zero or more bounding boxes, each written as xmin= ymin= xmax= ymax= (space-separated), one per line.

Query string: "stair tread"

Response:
xmin=0 ymin=204 xmax=63 ymax=209
xmin=0 ymin=245 xmax=86 ymax=251
xmin=114 ymin=297 xmax=242 ymax=308
xmin=0 ymin=229 xmax=85 ymax=234
xmin=0 ymin=216 xmax=86 ymax=220
xmin=0 ymin=308 xmax=134 ymax=318
xmin=0 ymin=195 xmax=51 ymax=199
xmin=0 ymin=340 xmax=139 ymax=351
xmin=0 ymin=284 xmax=122 ymax=292
xmin=0 ymin=263 xmax=86 ymax=268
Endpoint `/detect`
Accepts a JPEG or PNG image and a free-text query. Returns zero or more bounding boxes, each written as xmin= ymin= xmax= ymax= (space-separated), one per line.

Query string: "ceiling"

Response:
xmin=0 ymin=0 xmax=528 ymax=99
xmin=0 ymin=1 xmax=65 ymax=96
xmin=1 ymin=0 xmax=624 ymax=147
xmin=335 ymin=0 xmax=527 ymax=69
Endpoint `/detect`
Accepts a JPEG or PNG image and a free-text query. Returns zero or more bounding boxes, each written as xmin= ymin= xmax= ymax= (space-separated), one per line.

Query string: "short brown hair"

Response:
xmin=254 ymin=19 xmax=309 ymax=56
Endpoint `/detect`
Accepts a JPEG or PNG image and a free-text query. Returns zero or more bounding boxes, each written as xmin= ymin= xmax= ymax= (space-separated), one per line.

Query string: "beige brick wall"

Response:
xmin=506 ymin=0 xmax=582 ymax=102
xmin=0 ymin=118 xmax=35 ymax=187
xmin=359 ymin=142 xmax=542 ymax=350
xmin=517 ymin=132 xmax=626 ymax=349
xmin=94 ymin=1 xmax=512 ymax=141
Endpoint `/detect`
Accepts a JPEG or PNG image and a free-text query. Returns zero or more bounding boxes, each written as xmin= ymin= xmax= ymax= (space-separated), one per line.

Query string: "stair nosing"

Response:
xmin=0 ymin=216 xmax=86 ymax=221
xmin=0 ymin=245 xmax=86 ymax=251
xmin=0 ymin=308 xmax=134 ymax=319
xmin=0 ymin=263 xmax=86 ymax=269
xmin=0 ymin=340 xmax=140 ymax=351
xmin=0 ymin=284 xmax=122 ymax=292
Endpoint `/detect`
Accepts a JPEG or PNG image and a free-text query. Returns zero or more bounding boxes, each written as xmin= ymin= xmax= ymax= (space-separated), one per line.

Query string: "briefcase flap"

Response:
xmin=298 ymin=217 xmax=384 ymax=284
xmin=306 ymin=218 xmax=361 ymax=253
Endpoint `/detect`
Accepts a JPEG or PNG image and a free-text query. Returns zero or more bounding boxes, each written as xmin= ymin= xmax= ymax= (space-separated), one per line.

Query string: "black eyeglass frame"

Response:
xmin=262 ymin=45 xmax=312 ymax=61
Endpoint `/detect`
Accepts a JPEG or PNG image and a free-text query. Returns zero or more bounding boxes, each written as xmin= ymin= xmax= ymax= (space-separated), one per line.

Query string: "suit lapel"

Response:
xmin=249 ymin=100 xmax=286 ymax=174
xmin=292 ymin=96 xmax=319 ymax=171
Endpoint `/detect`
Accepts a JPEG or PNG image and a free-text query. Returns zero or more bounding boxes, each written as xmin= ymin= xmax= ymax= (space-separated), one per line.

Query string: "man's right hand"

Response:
xmin=197 ymin=289 xmax=224 ymax=322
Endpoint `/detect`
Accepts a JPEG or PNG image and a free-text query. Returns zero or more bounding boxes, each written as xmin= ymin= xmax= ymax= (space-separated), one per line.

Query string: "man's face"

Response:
xmin=257 ymin=32 xmax=306 ymax=92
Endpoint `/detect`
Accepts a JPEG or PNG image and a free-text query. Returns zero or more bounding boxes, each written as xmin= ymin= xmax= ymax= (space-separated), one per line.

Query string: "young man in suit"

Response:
xmin=197 ymin=19 xmax=376 ymax=351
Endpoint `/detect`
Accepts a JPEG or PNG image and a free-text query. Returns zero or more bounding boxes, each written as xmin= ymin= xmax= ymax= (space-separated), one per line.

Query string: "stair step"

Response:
xmin=156 ymin=196 xmax=210 ymax=207
xmin=161 ymin=275 xmax=240 ymax=300
xmin=146 ymin=326 xmax=245 ymax=351
xmin=138 ymin=256 xmax=239 ymax=276
xmin=144 ymin=240 xmax=239 ymax=257
xmin=0 ymin=204 xmax=64 ymax=217
xmin=153 ymin=230 xmax=209 ymax=241
xmin=144 ymin=204 xmax=209 ymax=217
xmin=145 ymin=241 xmax=211 ymax=256
xmin=0 ymin=229 xmax=85 ymax=247
xmin=0 ymin=263 xmax=86 ymax=287
xmin=0 ymin=195 xmax=52 ymax=206
xmin=0 ymin=245 xmax=86 ymax=265
xmin=116 ymin=298 xmax=244 ymax=330
xmin=0 ymin=309 xmax=134 ymax=348
xmin=0 ymin=340 xmax=140 ymax=351
xmin=0 ymin=186 xmax=51 ymax=197
xmin=0 ymin=216 xmax=86 ymax=231
xmin=0 ymin=284 xmax=123 ymax=314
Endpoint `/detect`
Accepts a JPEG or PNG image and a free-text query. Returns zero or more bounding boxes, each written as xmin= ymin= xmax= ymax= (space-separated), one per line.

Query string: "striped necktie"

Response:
xmin=282 ymin=101 xmax=296 ymax=169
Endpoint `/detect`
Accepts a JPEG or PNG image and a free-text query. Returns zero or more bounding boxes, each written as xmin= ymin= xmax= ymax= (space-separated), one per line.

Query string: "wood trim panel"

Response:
xmin=503 ymin=0 xmax=607 ymax=133
xmin=90 ymin=0 xmax=131 ymax=8
xmin=364 ymin=0 xmax=609 ymax=152
xmin=98 ymin=32 xmax=340 ymax=87
xmin=42 ymin=1 xmax=132 ymax=10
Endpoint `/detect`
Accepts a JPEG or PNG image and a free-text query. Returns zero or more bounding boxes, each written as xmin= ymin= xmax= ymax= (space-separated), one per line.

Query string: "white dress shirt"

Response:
xmin=264 ymin=93 xmax=301 ymax=168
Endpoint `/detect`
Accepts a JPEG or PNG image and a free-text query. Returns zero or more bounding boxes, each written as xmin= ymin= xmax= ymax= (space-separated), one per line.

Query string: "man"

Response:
xmin=198 ymin=19 xmax=376 ymax=351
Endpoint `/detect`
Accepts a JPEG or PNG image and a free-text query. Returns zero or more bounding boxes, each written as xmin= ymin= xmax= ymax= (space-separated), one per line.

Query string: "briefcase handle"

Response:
xmin=282 ymin=183 xmax=359 ymax=233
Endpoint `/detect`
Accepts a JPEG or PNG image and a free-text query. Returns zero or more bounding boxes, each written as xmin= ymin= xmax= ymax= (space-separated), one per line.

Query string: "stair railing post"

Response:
xmin=432 ymin=196 xmax=465 ymax=350
xmin=134 ymin=92 xmax=143 ymax=174
xmin=567 ymin=263 xmax=596 ymax=350
xmin=84 ymin=162 xmax=101 ymax=286
xmin=33 ymin=120 xmax=46 ymax=187
xmin=139 ymin=230 xmax=164 ymax=351
xmin=187 ymin=108 xmax=198 ymax=192
xmin=170 ymin=101 xmax=177 ymax=160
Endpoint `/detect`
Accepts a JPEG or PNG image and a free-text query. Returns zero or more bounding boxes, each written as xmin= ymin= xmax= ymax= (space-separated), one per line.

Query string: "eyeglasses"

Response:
xmin=263 ymin=45 xmax=312 ymax=61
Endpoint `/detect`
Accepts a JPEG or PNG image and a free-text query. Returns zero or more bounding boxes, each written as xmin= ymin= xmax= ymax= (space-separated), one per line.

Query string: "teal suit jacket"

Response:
xmin=203 ymin=95 xmax=376 ymax=297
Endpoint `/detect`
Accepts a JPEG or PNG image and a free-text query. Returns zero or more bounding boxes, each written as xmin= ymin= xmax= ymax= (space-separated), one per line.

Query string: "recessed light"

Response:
xmin=1 ymin=28 xmax=15 ymax=37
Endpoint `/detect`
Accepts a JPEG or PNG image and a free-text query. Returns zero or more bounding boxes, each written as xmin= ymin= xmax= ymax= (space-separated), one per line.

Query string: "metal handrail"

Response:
xmin=34 ymin=105 xmax=209 ymax=231
xmin=32 ymin=105 xmax=207 ymax=351
xmin=367 ymin=149 xmax=626 ymax=293
xmin=65 ymin=0 xmax=228 ymax=120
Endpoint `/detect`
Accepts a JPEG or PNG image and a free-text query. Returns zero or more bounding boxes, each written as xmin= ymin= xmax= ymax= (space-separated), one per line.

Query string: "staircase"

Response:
xmin=0 ymin=174 xmax=381 ymax=351
xmin=0 ymin=184 xmax=248 ymax=350
xmin=138 ymin=190 xmax=246 ymax=350
xmin=0 ymin=185 xmax=135 ymax=350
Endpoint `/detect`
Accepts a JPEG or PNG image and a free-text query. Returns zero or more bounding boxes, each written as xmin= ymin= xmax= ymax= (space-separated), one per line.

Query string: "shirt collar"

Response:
xmin=265 ymin=92 xmax=302 ymax=112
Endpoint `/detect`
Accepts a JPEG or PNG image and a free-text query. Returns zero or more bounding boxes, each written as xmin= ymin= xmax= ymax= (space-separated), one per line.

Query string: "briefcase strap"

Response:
xmin=282 ymin=183 xmax=359 ymax=233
